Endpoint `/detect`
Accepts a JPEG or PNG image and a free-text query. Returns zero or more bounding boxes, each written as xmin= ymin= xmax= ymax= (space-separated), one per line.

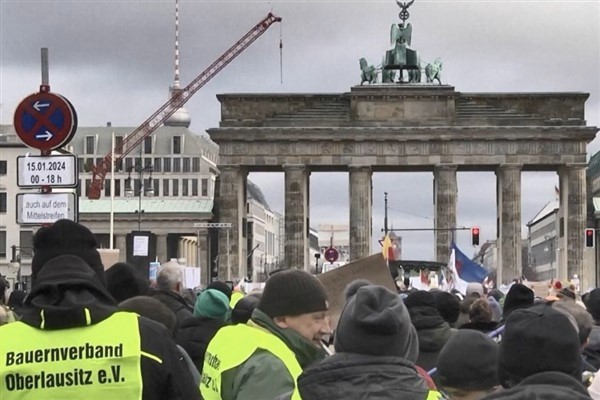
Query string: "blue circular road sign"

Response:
xmin=13 ymin=92 xmax=77 ymax=151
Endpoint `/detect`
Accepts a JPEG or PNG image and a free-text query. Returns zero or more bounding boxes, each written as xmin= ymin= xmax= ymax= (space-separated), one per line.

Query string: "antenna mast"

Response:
xmin=174 ymin=0 xmax=181 ymax=89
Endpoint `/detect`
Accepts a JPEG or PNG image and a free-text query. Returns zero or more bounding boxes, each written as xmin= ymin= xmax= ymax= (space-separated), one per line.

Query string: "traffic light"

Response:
xmin=471 ymin=226 xmax=480 ymax=246
xmin=586 ymin=228 xmax=595 ymax=248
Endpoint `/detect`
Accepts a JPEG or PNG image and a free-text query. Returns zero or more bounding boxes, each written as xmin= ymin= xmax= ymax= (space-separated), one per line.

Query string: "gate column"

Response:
xmin=434 ymin=165 xmax=457 ymax=264
xmin=558 ymin=165 xmax=588 ymax=288
xmin=284 ymin=164 xmax=310 ymax=270
xmin=216 ymin=165 xmax=247 ymax=280
xmin=496 ymin=164 xmax=522 ymax=285
xmin=349 ymin=165 xmax=373 ymax=260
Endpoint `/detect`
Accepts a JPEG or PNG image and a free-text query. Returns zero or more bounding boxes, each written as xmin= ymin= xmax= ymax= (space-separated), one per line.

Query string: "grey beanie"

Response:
xmin=437 ymin=330 xmax=499 ymax=390
xmin=334 ymin=285 xmax=419 ymax=362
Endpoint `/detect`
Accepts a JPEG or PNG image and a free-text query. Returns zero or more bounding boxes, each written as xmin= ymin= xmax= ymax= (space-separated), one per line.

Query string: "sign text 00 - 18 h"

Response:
xmin=13 ymin=92 xmax=77 ymax=151
xmin=17 ymin=154 xmax=78 ymax=188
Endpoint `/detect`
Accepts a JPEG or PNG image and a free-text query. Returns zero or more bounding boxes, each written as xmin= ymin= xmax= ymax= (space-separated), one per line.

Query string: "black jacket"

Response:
xmin=408 ymin=305 xmax=455 ymax=371
xmin=151 ymin=289 xmax=194 ymax=332
xmin=297 ymin=352 xmax=433 ymax=400
xmin=483 ymin=371 xmax=591 ymax=400
xmin=176 ymin=316 xmax=227 ymax=373
xmin=584 ymin=325 xmax=600 ymax=369
xmin=16 ymin=255 xmax=201 ymax=400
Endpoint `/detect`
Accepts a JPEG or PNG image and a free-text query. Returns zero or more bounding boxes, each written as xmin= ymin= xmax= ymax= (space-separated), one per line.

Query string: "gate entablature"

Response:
xmin=217 ymin=86 xmax=590 ymax=129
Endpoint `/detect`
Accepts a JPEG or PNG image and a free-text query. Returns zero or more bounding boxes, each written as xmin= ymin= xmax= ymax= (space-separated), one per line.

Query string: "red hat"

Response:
xmin=553 ymin=280 xmax=563 ymax=290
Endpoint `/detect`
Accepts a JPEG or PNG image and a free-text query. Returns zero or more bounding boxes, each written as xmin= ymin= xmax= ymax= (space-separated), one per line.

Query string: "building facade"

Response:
xmin=76 ymin=123 xmax=220 ymax=282
xmin=246 ymin=180 xmax=283 ymax=282
xmin=527 ymin=200 xmax=560 ymax=281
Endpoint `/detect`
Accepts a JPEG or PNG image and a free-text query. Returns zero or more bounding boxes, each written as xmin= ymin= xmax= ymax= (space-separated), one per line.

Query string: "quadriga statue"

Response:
xmin=359 ymin=58 xmax=378 ymax=85
xmin=425 ymin=58 xmax=443 ymax=84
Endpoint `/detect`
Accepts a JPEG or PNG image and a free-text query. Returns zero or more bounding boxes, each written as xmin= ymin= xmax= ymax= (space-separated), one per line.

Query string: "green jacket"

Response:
xmin=220 ymin=309 xmax=327 ymax=400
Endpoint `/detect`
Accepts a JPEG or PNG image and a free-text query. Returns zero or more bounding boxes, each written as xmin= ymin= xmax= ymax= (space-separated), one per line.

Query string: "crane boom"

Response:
xmin=88 ymin=12 xmax=282 ymax=199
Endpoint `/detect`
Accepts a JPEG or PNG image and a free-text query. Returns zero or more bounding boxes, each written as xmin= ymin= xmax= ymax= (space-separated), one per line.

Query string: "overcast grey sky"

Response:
xmin=1 ymin=0 xmax=599 ymax=260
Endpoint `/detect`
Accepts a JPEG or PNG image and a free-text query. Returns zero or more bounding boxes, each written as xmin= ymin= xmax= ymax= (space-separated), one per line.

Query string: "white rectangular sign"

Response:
xmin=133 ymin=235 xmax=149 ymax=257
xmin=17 ymin=192 xmax=77 ymax=225
xmin=17 ymin=154 xmax=78 ymax=188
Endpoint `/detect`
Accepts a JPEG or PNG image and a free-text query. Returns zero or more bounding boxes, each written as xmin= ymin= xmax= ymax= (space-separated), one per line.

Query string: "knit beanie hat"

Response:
xmin=194 ymin=289 xmax=230 ymax=321
xmin=498 ymin=303 xmax=581 ymax=387
xmin=231 ymin=294 xmax=261 ymax=324
xmin=434 ymin=291 xmax=461 ymax=324
xmin=105 ymin=262 xmax=150 ymax=303
xmin=466 ymin=282 xmax=485 ymax=298
xmin=503 ymin=283 xmax=534 ymax=318
xmin=586 ymin=288 xmax=600 ymax=321
xmin=334 ymin=285 xmax=419 ymax=362
xmin=258 ymin=269 xmax=328 ymax=318
xmin=31 ymin=219 xmax=105 ymax=285
xmin=404 ymin=290 xmax=437 ymax=310
xmin=344 ymin=279 xmax=371 ymax=301
xmin=437 ymin=330 xmax=499 ymax=390
xmin=207 ymin=280 xmax=233 ymax=300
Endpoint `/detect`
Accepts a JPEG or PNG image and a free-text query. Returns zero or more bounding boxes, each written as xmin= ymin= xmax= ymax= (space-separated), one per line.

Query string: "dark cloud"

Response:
xmin=2 ymin=1 xmax=598 ymax=260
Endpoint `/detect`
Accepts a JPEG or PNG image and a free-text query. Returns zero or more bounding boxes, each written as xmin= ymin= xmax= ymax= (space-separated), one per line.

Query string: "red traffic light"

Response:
xmin=586 ymin=229 xmax=595 ymax=248
xmin=471 ymin=226 xmax=480 ymax=246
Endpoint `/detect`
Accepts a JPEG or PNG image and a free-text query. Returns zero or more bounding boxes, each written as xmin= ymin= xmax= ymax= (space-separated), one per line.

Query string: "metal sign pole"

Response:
xmin=41 ymin=48 xmax=49 ymax=90
xmin=196 ymin=229 xmax=201 ymax=271
xmin=227 ymin=229 xmax=231 ymax=281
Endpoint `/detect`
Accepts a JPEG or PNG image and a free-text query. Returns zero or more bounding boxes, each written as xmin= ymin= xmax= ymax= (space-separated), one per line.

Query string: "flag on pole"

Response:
xmin=381 ymin=234 xmax=394 ymax=261
xmin=442 ymin=247 xmax=468 ymax=294
xmin=453 ymin=242 xmax=488 ymax=283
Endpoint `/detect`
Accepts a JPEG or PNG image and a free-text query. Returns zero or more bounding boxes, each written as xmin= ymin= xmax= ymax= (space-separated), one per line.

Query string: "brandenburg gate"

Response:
xmin=209 ymin=84 xmax=598 ymax=286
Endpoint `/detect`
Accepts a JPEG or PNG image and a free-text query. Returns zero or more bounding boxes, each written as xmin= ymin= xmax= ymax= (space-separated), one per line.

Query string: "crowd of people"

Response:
xmin=2 ymin=219 xmax=600 ymax=400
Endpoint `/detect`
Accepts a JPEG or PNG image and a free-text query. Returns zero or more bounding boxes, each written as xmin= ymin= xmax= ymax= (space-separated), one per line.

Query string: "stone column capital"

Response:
xmin=219 ymin=164 xmax=241 ymax=171
xmin=559 ymin=163 xmax=588 ymax=172
xmin=433 ymin=164 xmax=458 ymax=172
xmin=496 ymin=164 xmax=523 ymax=173
xmin=348 ymin=164 xmax=372 ymax=172
xmin=282 ymin=164 xmax=307 ymax=171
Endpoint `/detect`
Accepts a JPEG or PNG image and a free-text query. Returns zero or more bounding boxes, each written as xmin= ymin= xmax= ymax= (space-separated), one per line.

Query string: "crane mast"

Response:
xmin=88 ymin=12 xmax=282 ymax=199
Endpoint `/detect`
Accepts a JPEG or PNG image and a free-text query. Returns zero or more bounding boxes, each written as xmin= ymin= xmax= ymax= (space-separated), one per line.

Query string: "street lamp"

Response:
xmin=9 ymin=245 xmax=32 ymax=291
xmin=125 ymin=165 xmax=153 ymax=231
xmin=544 ymin=235 xmax=556 ymax=280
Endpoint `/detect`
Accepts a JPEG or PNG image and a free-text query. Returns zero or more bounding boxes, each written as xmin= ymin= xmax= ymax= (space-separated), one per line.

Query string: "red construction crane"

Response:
xmin=88 ymin=12 xmax=282 ymax=199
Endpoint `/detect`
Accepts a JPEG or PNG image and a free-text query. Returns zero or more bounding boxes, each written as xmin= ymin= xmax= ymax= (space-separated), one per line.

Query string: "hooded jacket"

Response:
xmin=408 ymin=305 xmax=455 ymax=371
xmin=297 ymin=352 xmax=433 ymax=400
xmin=2 ymin=255 xmax=201 ymax=400
xmin=483 ymin=371 xmax=591 ymax=400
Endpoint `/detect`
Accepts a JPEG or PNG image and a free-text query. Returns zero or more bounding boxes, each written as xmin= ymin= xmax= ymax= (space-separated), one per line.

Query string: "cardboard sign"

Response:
xmin=99 ymin=249 xmax=120 ymax=270
xmin=317 ymin=253 xmax=397 ymax=329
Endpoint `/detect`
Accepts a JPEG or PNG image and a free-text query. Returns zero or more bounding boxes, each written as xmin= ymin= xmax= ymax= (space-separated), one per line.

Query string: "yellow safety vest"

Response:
xmin=426 ymin=390 xmax=444 ymax=399
xmin=0 ymin=311 xmax=143 ymax=399
xmin=201 ymin=323 xmax=303 ymax=400
xmin=229 ymin=291 xmax=245 ymax=309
